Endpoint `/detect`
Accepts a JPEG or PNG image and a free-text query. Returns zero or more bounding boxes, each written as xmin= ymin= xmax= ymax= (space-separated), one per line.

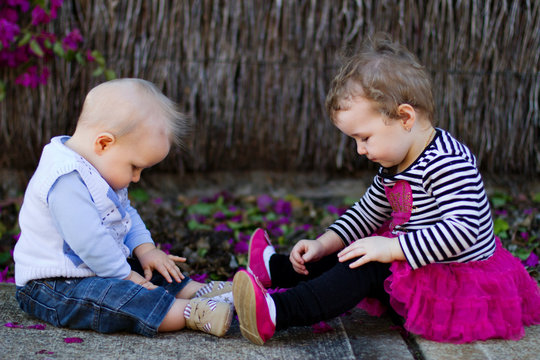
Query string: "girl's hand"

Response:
xmin=124 ymin=270 xmax=157 ymax=290
xmin=289 ymin=239 xmax=325 ymax=275
xmin=337 ymin=236 xmax=405 ymax=268
xmin=134 ymin=244 xmax=186 ymax=283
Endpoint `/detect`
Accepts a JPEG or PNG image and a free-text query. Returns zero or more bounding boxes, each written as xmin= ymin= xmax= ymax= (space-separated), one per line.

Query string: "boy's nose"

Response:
xmin=132 ymin=171 xmax=141 ymax=183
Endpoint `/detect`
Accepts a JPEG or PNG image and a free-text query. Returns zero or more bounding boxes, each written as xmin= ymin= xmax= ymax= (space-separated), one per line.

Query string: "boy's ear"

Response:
xmin=397 ymin=104 xmax=416 ymax=131
xmin=94 ymin=132 xmax=116 ymax=154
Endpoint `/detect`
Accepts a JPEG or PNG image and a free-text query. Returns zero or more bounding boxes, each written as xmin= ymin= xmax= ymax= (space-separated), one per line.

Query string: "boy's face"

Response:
xmin=93 ymin=125 xmax=170 ymax=191
xmin=334 ymin=96 xmax=413 ymax=170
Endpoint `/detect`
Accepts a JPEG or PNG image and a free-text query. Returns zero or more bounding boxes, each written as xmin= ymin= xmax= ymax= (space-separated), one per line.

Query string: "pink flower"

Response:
xmin=62 ymin=28 xmax=83 ymax=51
xmin=0 ymin=18 xmax=20 ymax=47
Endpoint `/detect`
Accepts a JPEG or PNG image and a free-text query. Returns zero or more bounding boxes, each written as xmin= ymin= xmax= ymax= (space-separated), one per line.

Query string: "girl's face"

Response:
xmin=334 ymin=96 xmax=414 ymax=171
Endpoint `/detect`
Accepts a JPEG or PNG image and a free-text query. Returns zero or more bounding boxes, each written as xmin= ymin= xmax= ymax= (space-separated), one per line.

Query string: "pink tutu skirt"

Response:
xmin=382 ymin=238 xmax=540 ymax=343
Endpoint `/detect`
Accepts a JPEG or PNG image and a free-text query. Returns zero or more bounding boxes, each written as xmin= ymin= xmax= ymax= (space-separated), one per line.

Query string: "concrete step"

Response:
xmin=1 ymin=283 xmax=539 ymax=359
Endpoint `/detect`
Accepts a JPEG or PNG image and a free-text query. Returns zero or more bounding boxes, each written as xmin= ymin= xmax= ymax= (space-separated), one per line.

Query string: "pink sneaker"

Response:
xmin=233 ymin=270 xmax=276 ymax=345
xmin=247 ymin=228 xmax=273 ymax=288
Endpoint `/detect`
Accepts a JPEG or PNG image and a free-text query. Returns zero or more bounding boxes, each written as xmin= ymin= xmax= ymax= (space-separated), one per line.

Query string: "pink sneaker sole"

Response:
xmin=247 ymin=228 xmax=272 ymax=288
xmin=233 ymin=270 xmax=275 ymax=345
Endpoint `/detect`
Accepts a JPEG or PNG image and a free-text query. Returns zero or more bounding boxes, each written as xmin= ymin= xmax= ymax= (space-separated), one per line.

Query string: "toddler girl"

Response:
xmin=232 ymin=34 xmax=540 ymax=345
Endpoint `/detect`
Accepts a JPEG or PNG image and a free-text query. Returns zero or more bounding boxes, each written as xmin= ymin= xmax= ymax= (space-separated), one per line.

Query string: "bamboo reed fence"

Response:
xmin=1 ymin=0 xmax=539 ymax=175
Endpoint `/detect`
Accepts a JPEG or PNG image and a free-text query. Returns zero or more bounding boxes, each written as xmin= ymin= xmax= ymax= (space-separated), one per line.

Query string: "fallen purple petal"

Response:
xmin=36 ymin=350 xmax=55 ymax=355
xmin=523 ymin=252 xmax=539 ymax=267
xmin=26 ymin=323 xmax=46 ymax=330
xmin=312 ymin=321 xmax=333 ymax=334
xmin=191 ymin=273 xmax=209 ymax=282
xmin=64 ymin=337 xmax=84 ymax=343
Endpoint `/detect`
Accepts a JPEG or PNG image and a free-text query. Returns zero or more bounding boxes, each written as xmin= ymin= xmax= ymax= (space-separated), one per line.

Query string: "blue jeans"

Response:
xmin=15 ymin=260 xmax=191 ymax=337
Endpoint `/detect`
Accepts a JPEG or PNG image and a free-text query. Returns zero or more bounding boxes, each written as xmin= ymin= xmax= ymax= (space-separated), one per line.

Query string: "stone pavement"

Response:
xmin=1 ymin=284 xmax=539 ymax=360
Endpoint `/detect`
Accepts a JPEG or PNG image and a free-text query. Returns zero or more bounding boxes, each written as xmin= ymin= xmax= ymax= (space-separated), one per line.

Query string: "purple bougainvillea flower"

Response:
xmin=274 ymin=199 xmax=292 ymax=216
xmin=326 ymin=205 xmax=339 ymax=215
xmin=152 ymin=197 xmax=163 ymax=205
xmin=85 ymin=49 xmax=95 ymax=62
xmin=296 ymin=224 xmax=313 ymax=232
xmin=523 ymin=252 xmax=539 ymax=267
xmin=234 ymin=240 xmax=249 ymax=254
xmin=312 ymin=321 xmax=333 ymax=334
xmin=495 ymin=209 xmax=508 ymax=216
xmin=15 ymin=66 xmax=49 ymax=88
xmin=215 ymin=223 xmax=232 ymax=233
xmin=13 ymin=233 xmax=20 ymax=241
xmin=7 ymin=0 xmax=31 ymax=12
xmin=191 ymin=273 xmax=208 ymax=283
xmin=31 ymin=5 xmax=50 ymax=25
xmin=520 ymin=232 xmax=529 ymax=241
xmin=64 ymin=337 xmax=83 ymax=343
xmin=0 ymin=266 xmax=14 ymax=283
xmin=238 ymin=232 xmax=250 ymax=243
xmin=0 ymin=18 xmax=20 ymax=47
xmin=523 ymin=208 xmax=535 ymax=215
xmin=229 ymin=214 xmax=243 ymax=223
xmin=159 ymin=242 xmax=172 ymax=255
xmin=257 ymin=194 xmax=274 ymax=213
xmin=213 ymin=211 xmax=226 ymax=221
xmin=62 ymin=28 xmax=83 ymax=51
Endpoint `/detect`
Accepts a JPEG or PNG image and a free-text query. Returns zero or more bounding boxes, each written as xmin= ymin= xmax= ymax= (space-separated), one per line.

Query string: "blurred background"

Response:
xmin=1 ymin=0 xmax=539 ymax=184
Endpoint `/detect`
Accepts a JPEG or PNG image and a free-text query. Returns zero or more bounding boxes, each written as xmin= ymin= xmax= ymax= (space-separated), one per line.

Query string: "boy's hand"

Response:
xmin=124 ymin=270 xmax=157 ymax=290
xmin=337 ymin=236 xmax=405 ymax=268
xmin=134 ymin=243 xmax=186 ymax=283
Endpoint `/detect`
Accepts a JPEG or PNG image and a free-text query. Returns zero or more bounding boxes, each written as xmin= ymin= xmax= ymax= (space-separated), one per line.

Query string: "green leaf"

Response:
xmin=92 ymin=67 xmax=104 ymax=77
xmin=513 ymin=248 xmax=531 ymax=261
xmin=493 ymin=218 xmax=509 ymax=235
xmin=533 ymin=192 xmax=540 ymax=203
xmin=91 ymin=50 xmax=106 ymax=66
xmin=187 ymin=203 xmax=216 ymax=216
xmin=187 ymin=220 xmax=212 ymax=231
xmin=52 ymin=41 xmax=65 ymax=57
xmin=104 ymin=69 xmax=116 ymax=80
xmin=0 ymin=252 xmax=11 ymax=265
xmin=18 ymin=32 xmax=32 ymax=46
xmin=29 ymin=39 xmax=44 ymax=57
xmin=129 ymin=188 xmax=149 ymax=203
xmin=0 ymin=81 xmax=6 ymax=102
xmin=490 ymin=191 xmax=511 ymax=208
xmin=75 ymin=52 xmax=85 ymax=65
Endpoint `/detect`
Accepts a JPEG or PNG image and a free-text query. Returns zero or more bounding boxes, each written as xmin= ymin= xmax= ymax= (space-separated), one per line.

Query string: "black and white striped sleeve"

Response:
xmin=328 ymin=176 xmax=392 ymax=246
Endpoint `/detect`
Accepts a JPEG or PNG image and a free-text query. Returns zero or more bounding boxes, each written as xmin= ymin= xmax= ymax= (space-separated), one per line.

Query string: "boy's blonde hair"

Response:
xmin=326 ymin=33 xmax=434 ymax=124
xmin=77 ymin=78 xmax=190 ymax=146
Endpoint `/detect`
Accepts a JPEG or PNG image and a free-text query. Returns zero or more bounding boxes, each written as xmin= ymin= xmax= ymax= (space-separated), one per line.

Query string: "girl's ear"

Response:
xmin=397 ymin=104 xmax=416 ymax=131
xmin=94 ymin=132 xmax=116 ymax=154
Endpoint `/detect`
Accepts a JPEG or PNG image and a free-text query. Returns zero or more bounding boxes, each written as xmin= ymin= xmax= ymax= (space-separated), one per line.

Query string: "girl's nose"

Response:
xmin=356 ymin=142 xmax=367 ymax=156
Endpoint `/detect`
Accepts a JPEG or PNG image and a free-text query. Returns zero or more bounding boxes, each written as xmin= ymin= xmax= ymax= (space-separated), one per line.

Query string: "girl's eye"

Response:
xmin=361 ymin=137 xmax=369 ymax=142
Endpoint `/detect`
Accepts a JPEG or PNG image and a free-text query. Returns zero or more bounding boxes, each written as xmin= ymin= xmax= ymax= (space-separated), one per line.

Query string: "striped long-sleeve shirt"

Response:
xmin=328 ymin=128 xmax=496 ymax=269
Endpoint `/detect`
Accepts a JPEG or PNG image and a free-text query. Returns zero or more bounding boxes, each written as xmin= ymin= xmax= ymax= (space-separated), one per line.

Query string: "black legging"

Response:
xmin=269 ymin=252 xmax=392 ymax=330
